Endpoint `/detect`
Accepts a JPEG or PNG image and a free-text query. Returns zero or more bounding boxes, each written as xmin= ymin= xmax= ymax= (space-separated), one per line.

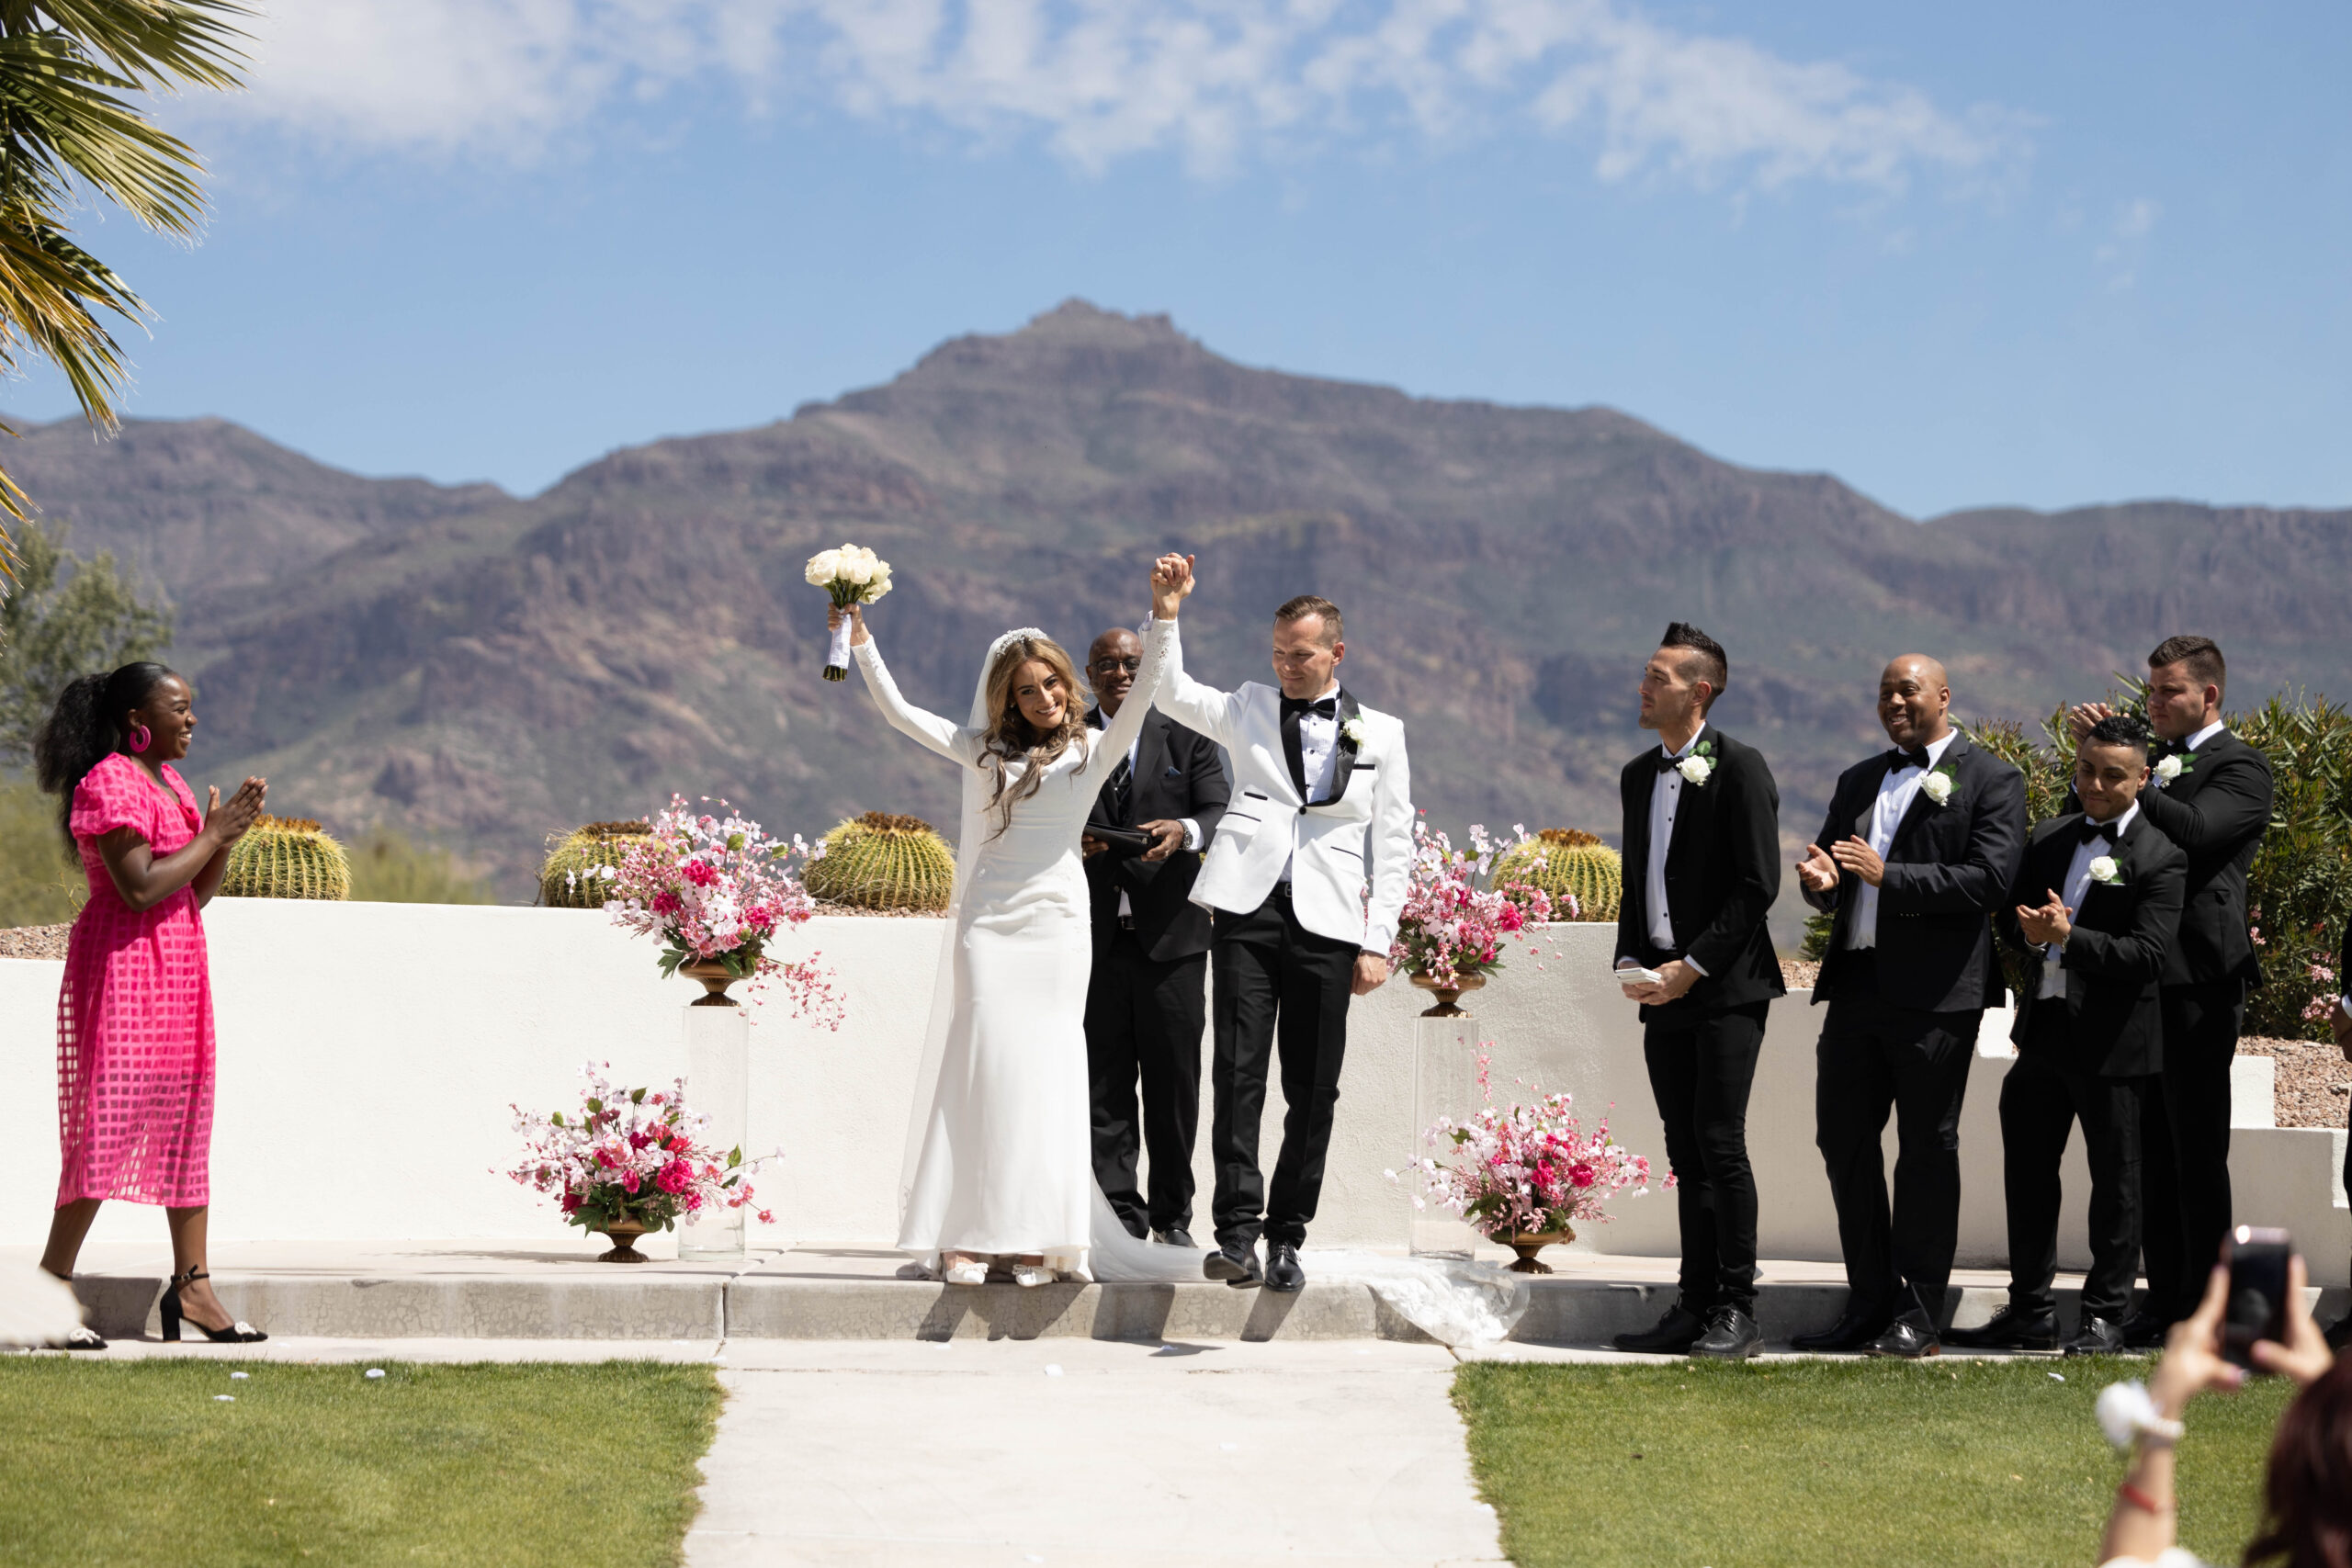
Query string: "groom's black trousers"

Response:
xmin=1208 ymin=887 xmax=1357 ymax=1251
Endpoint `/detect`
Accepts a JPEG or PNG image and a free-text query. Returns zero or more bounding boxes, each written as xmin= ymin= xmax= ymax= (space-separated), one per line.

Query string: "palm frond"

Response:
xmin=4 ymin=1 xmax=250 ymax=92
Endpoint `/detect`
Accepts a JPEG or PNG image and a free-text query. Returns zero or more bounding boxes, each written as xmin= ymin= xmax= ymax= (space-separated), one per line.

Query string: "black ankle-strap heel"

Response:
xmin=160 ymin=1268 xmax=267 ymax=1343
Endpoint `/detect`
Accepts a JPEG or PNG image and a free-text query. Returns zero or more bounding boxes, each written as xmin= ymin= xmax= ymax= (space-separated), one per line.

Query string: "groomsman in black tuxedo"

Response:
xmin=1611 ymin=623 xmax=1786 ymax=1359
xmin=2066 ymin=637 xmax=2272 ymax=1344
xmin=2331 ymin=924 xmax=2352 ymax=1351
xmin=1791 ymin=656 xmax=2028 ymax=1358
xmin=1950 ymin=716 xmax=2186 ymax=1356
xmin=1080 ymin=626 xmax=1230 ymax=1247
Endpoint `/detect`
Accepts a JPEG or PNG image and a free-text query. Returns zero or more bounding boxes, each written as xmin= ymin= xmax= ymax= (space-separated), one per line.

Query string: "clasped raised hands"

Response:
xmin=2015 ymin=887 xmax=2073 ymax=947
xmin=1151 ymin=553 xmax=1194 ymax=620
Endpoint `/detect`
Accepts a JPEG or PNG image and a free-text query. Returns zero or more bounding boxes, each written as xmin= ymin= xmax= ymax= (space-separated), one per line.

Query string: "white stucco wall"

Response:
xmin=2 ymin=903 xmax=2342 ymax=1284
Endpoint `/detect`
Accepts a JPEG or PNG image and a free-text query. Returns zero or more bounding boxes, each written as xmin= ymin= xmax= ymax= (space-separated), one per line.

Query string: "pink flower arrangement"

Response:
xmin=1396 ymin=1055 xmax=1658 ymax=1240
xmin=508 ymin=1062 xmax=777 ymax=1236
xmin=1388 ymin=820 xmax=1565 ymax=989
xmin=605 ymin=795 xmax=843 ymax=1027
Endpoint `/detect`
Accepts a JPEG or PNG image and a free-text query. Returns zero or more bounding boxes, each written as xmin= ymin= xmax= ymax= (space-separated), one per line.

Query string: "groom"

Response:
xmin=1149 ymin=554 xmax=1415 ymax=1292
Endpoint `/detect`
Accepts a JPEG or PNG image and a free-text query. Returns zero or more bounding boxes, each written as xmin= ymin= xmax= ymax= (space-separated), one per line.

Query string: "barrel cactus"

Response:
xmin=804 ymin=811 xmax=956 ymax=912
xmin=539 ymin=819 xmax=652 ymax=908
xmin=1493 ymin=829 xmax=1621 ymax=923
xmin=221 ymin=817 xmax=352 ymax=900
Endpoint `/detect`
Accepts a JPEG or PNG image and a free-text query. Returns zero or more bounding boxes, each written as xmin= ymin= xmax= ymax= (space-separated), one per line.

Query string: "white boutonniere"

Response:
xmin=2153 ymin=752 xmax=2189 ymax=785
xmin=1920 ymin=764 xmax=1957 ymax=807
xmin=1675 ymin=737 xmax=1718 ymax=786
xmin=1340 ymin=716 xmax=1368 ymax=747
xmin=2087 ymin=855 xmax=2122 ymax=886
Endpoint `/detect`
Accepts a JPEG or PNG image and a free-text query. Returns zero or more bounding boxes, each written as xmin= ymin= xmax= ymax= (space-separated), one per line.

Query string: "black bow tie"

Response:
xmin=2079 ymin=819 xmax=2120 ymax=845
xmin=1655 ymin=750 xmax=1687 ymax=773
xmin=2157 ymin=738 xmax=2190 ymax=760
xmin=1888 ymin=748 xmax=1930 ymax=773
xmin=1282 ymin=696 xmax=1338 ymax=719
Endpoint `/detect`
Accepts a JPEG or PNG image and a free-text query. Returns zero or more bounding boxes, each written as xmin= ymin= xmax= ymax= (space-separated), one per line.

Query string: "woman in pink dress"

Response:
xmin=33 ymin=661 xmax=268 ymax=1348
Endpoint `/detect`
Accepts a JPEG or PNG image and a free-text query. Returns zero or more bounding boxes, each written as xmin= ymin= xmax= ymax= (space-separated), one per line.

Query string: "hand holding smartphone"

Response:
xmin=2222 ymin=1225 xmax=2292 ymax=1371
xmin=1613 ymin=964 xmax=1665 ymax=988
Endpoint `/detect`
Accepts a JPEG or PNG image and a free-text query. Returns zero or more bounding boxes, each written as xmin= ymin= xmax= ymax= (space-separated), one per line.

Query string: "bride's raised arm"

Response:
xmin=1089 ymin=558 xmax=1186 ymax=765
xmin=835 ymin=604 xmax=979 ymax=765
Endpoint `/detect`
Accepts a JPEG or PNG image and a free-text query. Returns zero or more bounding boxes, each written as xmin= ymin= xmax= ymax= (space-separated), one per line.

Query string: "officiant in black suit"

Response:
xmin=1790 ymin=655 xmax=2027 ymax=1358
xmin=1950 ymin=715 xmax=2187 ymax=1356
xmin=2064 ymin=636 xmax=2272 ymax=1344
xmin=1080 ymin=626 xmax=1230 ymax=1246
xmin=1611 ymin=622 xmax=1786 ymax=1360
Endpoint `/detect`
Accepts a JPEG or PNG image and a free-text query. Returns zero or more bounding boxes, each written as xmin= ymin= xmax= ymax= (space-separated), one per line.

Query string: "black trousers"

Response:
xmin=1083 ymin=931 xmax=1206 ymax=1238
xmin=2140 ymin=980 xmax=2245 ymax=1321
xmin=1642 ymin=1003 xmax=1768 ymax=1315
xmin=1207 ymin=890 xmax=1357 ymax=1250
xmin=1814 ymin=992 xmax=1980 ymax=1321
xmin=1999 ymin=1043 xmax=2145 ymax=1322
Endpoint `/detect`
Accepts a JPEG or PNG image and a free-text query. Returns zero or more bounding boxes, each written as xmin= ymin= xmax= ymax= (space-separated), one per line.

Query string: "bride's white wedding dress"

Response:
xmin=853 ymin=616 xmax=1529 ymax=1345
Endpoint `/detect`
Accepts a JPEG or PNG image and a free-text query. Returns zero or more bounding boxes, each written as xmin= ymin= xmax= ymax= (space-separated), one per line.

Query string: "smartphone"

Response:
xmin=2221 ymin=1225 xmax=2292 ymax=1371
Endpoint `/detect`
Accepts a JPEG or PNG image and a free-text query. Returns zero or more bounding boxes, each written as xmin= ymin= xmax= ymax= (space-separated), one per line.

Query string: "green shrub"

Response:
xmin=0 ymin=773 xmax=79 ymax=927
xmin=348 ymin=829 xmax=492 ymax=904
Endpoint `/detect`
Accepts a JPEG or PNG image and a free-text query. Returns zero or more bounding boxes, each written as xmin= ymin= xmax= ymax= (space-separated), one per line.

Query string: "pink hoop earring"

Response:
xmin=128 ymin=723 xmax=152 ymax=754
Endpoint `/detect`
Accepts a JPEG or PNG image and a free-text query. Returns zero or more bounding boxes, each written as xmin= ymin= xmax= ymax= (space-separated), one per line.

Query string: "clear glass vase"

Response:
xmin=1408 ymin=1009 xmax=1487 ymax=1258
xmin=679 ymin=1005 xmax=751 ymax=1261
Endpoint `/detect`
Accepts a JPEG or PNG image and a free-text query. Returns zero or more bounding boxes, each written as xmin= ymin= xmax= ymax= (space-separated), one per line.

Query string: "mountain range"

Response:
xmin=10 ymin=300 xmax=2348 ymax=939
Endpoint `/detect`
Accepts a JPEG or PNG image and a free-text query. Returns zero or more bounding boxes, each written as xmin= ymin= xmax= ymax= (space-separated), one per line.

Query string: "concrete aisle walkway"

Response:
xmin=686 ymin=1338 xmax=1508 ymax=1568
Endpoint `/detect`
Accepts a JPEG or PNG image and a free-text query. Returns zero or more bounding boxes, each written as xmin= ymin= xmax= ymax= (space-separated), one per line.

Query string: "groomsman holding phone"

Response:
xmin=2066 ymin=637 xmax=2271 ymax=1345
xmin=1791 ymin=656 xmax=2027 ymax=1358
xmin=1951 ymin=715 xmax=2186 ymax=1356
xmin=1611 ymin=623 xmax=1786 ymax=1359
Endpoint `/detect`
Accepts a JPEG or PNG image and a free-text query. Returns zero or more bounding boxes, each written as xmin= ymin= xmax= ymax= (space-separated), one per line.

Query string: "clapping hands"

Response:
xmin=2016 ymin=887 xmax=2073 ymax=947
xmin=206 ymin=776 xmax=268 ymax=844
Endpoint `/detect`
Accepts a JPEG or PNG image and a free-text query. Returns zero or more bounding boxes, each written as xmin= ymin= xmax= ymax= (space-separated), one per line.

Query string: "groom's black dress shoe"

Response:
xmin=2063 ymin=1315 xmax=2128 ymax=1357
xmin=1690 ymin=1306 xmax=1763 ymax=1359
xmin=1151 ymin=1227 xmax=1195 ymax=1249
xmin=1263 ymin=1243 xmax=1306 ymax=1293
xmin=1943 ymin=1305 xmax=2060 ymax=1351
xmin=1790 ymin=1308 xmax=1892 ymax=1353
xmin=1612 ymin=1302 xmax=1705 ymax=1354
xmin=1861 ymin=1309 xmax=1940 ymax=1359
xmin=1204 ymin=1242 xmax=1261 ymax=1289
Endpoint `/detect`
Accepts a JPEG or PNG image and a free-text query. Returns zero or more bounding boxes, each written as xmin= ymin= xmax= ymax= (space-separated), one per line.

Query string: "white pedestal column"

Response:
xmin=1408 ymin=1008 xmax=1488 ymax=1258
xmin=679 ymin=1002 xmax=750 ymax=1261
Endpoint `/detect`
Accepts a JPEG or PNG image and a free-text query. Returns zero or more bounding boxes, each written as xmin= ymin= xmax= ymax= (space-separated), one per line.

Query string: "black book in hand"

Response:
xmin=1085 ymin=824 xmax=1157 ymax=857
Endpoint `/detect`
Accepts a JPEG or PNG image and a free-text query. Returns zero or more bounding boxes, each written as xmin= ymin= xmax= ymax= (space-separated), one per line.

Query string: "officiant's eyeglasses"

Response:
xmin=1091 ymin=657 xmax=1144 ymax=674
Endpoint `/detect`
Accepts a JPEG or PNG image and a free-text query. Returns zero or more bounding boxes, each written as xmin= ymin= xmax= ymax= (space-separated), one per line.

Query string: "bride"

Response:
xmin=831 ymin=556 xmax=1193 ymax=1285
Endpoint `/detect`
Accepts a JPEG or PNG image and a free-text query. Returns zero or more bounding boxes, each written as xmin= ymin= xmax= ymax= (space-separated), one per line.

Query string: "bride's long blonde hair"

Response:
xmin=978 ymin=633 xmax=1091 ymax=836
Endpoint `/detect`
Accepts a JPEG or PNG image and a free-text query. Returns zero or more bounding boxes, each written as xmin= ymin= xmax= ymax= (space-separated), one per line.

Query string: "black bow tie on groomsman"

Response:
xmin=2078 ymin=818 xmax=2120 ymax=845
xmin=1888 ymin=747 xmax=1931 ymax=772
xmin=1281 ymin=695 xmax=1339 ymax=719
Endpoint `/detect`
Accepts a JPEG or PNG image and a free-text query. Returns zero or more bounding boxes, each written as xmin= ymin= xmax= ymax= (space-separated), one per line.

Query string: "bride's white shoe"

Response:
xmin=943 ymin=1258 xmax=989 ymax=1286
xmin=1009 ymin=1263 xmax=1056 ymax=1289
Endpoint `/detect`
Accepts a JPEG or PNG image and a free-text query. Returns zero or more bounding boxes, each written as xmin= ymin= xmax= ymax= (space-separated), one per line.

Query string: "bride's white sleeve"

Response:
xmin=854 ymin=638 xmax=979 ymax=765
xmin=1091 ymin=616 xmax=1177 ymax=763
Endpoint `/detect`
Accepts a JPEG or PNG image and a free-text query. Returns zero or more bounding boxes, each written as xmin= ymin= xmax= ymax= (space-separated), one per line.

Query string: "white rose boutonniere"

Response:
xmin=2154 ymin=753 xmax=2185 ymax=785
xmin=1341 ymin=716 xmax=1369 ymax=747
xmin=1920 ymin=765 xmax=1957 ymax=807
xmin=1675 ymin=736 xmax=1719 ymax=786
xmin=2087 ymin=855 xmax=2122 ymax=886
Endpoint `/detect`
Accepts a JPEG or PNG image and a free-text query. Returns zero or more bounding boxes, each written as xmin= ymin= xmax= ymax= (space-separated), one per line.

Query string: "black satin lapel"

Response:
xmin=1325 ymin=691 xmax=1363 ymax=806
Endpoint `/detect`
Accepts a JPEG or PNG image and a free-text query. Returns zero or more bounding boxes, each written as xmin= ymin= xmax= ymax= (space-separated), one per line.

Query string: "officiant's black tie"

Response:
xmin=1106 ymin=752 xmax=1134 ymax=825
xmin=1281 ymin=694 xmax=1333 ymax=801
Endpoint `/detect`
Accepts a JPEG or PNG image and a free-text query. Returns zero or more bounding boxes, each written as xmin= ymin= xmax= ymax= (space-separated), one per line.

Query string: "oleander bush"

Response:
xmin=1491 ymin=828 xmax=1621 ymax=923
xmin=220 ymin=816 xmax=350 ymax=900
xmin=805 ymin=811 xmax=955 ymax=912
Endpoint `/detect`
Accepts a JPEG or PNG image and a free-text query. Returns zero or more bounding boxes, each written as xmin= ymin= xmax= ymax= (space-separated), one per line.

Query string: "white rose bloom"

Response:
xmin=2154 ymin=754 xmax=2183 ymax=782
xmin=865 ymin=575 xmax=891 ymax=602
xmin=1921 ymin=772 xmax=1954 ymax=805
xmin=806 ymin=548 xmax=842 ymax=584
xmin=1677 ymin=754 xmax=1713 ymax=785
xmin=2088 ymin=855 xmax=2120 ymax=883
xmin=846 ymin=554 xmax=874 ymax=585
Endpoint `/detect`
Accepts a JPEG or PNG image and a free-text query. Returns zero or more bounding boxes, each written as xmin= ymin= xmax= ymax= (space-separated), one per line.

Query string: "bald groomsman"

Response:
xmin=1791 ymin=656 xmax=2027 ymax=1358
xmin=2066 ymin=636 xmax=2271 ymax=1345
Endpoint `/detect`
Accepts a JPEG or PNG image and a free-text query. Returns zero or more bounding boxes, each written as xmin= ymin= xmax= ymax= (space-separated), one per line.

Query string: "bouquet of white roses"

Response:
xmin=807 ymin=542 xmax=894 ymax=681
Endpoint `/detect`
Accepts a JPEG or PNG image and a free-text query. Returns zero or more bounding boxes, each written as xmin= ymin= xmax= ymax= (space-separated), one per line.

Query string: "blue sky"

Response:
xmin=6 ymin=1 xmax=2346 ymax=518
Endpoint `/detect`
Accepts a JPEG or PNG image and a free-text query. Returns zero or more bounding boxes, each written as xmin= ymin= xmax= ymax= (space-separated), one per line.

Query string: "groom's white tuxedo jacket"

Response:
xmin=1153 ymin=622 xmax=1414 ymax=953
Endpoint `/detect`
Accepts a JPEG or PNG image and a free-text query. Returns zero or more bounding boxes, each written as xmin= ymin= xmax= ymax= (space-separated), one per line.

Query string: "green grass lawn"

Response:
xmin=1454 ymin=1358 xmax=2294 ymax=1568
xmin=0 ymin=1359 xmax=721 ymax=1567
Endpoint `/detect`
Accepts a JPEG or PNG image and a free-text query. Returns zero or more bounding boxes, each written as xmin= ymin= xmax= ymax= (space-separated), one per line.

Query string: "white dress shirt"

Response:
xmin=2039 ymin=801 xmax=2141 ymax=999
xmin=1847 ymin=729 xmax=1958 ymax=950
xmin=1644 ymin=725 xmax=1708 ymax=972
xmin=1091 ymin=708 xmax=1201 ymax=919
xmin=1281 ymin=681 xmax=1342 ymax=883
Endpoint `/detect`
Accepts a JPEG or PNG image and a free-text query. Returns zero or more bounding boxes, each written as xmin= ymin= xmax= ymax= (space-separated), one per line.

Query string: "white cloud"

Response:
xmin=2096 ymin=195 xmax=2160 ymax=288
xmin=214 ymin=0 xmax=2027 ymax=192
xmin=2113 ymin=197 xmax=2160 ymax=240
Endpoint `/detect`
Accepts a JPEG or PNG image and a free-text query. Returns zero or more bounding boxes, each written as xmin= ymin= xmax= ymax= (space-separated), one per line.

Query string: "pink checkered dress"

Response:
xmin=55 ymin=752 xmax=216 ymax=1208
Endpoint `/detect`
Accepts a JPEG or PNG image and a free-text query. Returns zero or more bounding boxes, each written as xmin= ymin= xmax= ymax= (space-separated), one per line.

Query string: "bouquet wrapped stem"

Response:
xmin=807 ymin=542 xmax=894 ymax=681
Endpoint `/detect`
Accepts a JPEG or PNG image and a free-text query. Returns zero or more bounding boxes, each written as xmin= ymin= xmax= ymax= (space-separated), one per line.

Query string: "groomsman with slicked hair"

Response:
xmin=2065 ymin=636 xmax=2272 ymax=1346
xmin=1791 ymin=655 xmax=2027 ymax=1359
xmin=1611 ymin=622 xmax=1786 ymax=1360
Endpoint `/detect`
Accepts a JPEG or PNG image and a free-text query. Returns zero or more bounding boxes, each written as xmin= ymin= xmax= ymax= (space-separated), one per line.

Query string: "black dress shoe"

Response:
xmin=1944 ymin=1305 xmax=2061 ymax=1351
xmin=1690 ymin=1305 xmax=1763 ymax=1359
xmin=1263 ymin=1242 xmax=1306 ymax=1293
xmin=1862 ymin=1310 xmax=1940 ymax=1359
xmin=1151 ymin=1227 xmax=1196 ymax=1249
xmin=1204 ymin=1242 xmax=1261 ymax=1289
xmin=1613 ymin=1302 xmax=1706 ymax=1354
xmin=2118 ymin=1310 xmax=2171 ymax=1350
xmin=2063 ymin=1315 xmax=2127 ymax=1356
xmin=1791 ymin=1309 xmax=1891 ymax=1353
